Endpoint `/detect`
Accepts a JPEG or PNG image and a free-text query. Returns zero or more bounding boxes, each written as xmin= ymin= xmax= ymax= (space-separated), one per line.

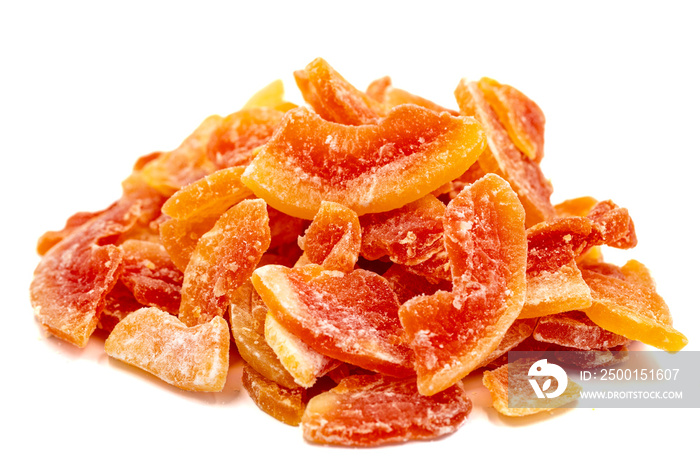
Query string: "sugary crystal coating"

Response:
xmin=533 ymin=311 xmax=629 ymax=350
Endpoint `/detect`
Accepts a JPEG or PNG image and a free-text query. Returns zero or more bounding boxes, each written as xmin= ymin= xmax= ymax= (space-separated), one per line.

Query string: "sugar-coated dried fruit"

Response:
xmin=554 ymin=196 xmax=599 ymax=218
xmin=479 ymin=318 xmax=539 ymax=368
xmin=252 ymin=264 xmax=414 ymax=377
xmin=455 ymin=79 xmax=554 ymax=226
xmin=533 ymin=311 xmax=629 ymax=350
xmin=242 ymin=363 xmax=307 ymax=426
xmin=241 ymin=104 xmax=485 ymax=219
xmin=553 ymin=345 xmax=629 ymax=369
xmin=301 ymin=374 xmax=472 ymax=446
xmin=229 ymin=281 xmax=299 ymax=389
xmin=298 ymin=201 xmax=361 ymax=273
xmin=581 ymin=260 xmax=687 ymax=352
xmin=382 ymin=264 xmax=450 ymax=304
xmin=179 ymin=199 xmax=271 ymax=326
xmin=483 ymin=359 xmax=580 ymax=417
xmin=105 ymin=307 xmax=229 ymax=392
xmin=264 ymin=312 xmax=338 ymax=387
xmin=98 ymin=281 xmax=144 ymax=333
xmin=399 ymin=174 xmax=527 ymax=395
xmin=366 ymin=76 xmax=459 ymax=115
xmin=36 ymin=208 xmax=108 ymax=256
xmin=294 ymin=58 xmax=384 ymax=125
xmin=242 ymin=79 xmax=297 ymax=112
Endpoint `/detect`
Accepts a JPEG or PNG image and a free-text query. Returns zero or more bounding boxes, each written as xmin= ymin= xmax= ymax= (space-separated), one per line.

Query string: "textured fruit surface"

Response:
xmin=533 ymin=311 xmax=629 ymax=350
xmin=241 ymin=104 xmax=485 ymax=219
xmin=105 ymin=307 xmax=229 ymax=392
xmin=301 ymin=374 xmax=472 ymax=446
xmin=298 ymin=201 xmax=360 ymax=273
xmin=242 ymin=363 xmax=306 ymax=426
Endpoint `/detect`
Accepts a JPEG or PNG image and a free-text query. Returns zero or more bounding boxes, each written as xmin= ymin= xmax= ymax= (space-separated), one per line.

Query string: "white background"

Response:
xmin=2 ymin=1 xmax=698 ymax=464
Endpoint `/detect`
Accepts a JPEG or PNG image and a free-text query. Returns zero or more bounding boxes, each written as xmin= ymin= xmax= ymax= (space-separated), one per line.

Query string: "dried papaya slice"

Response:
xmin=399 ymin=174 xmax=527 ymax=395
xmin=264 ymin=312 xmax=338 ymax=387
xmin=229 ymin=280 xmax=298 ymax=389
xmin=105 ymin=307 xmax=229 ymax=392
xmin=455 ymin=79 xmax=553 ymax=226
xmin=179 ymin=199 xmax=271 ymax=326
xmin=242 ymin=79 xmax=297 ymax=112
xmin=241 ymin=104 xmax=485 ymax=219
xmin=554 ymin=196 xmax=599 ymax=217
xmin=242 ymin=363 xmax=306 ymax=426
xmin=252 ymin=264 xmax=414 ymax=377
xmin=367 ymin=76 xmax=459 ymax=115
xmin=140 ymin=115 xmax=221 ymax=195
xmin=479 ymin=318 xmax=539 ymax=369
xmin=533 ymin=311 xmax=629 ymax=350
xmin=301 ymin=374 xmax=472 ymax=446
xmin=36 ymin=208 xmax=108 ymax=256
xmin=382 ymin=264 xmax=450 ymax=304
xmin=477 ymin=77 xmax=545 ymax=163
xmin=119 ymin=239 xmax=183 ymax=315
xmin=294 ymin=58 xmax=384 ymax=125
xmin=553 ymin=345 xmax=629 ymax=369
xmin=30 ymin=197 xmax=146 ymax=347
xmin=483 ymin=359 xmax=580 ymax=417
xmin=298 ymin=201 xmax=361 ymax=273
xmin=98 ymin=281 xmax=144 ymax=333
xmin=581 ymin=260 xmax=687 ymax=352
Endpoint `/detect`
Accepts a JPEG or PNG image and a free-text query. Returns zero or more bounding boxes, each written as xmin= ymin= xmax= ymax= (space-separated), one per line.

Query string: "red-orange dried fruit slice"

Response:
xmin=382 ymin=264 xmax=450 ymax=304
xmin=30 ymin=198 xmax=146 ymax=347
xmin=242 ymin=79 xmax=297 ymax=112
xmin=241 ymin=104 xmax=485 ymax=219
xmin=98 ymin=281 xmax=144 ymax=333
xmin=140 ymin=115 xmax=222 ymax=195
xmin=206 ymin=108 xmax=285 ymax=169
xmin=479 ymin=318 xmax=539 ymax=368
xmin=586 ymin=200 xmax=638 ymax=249
xmin=455 ymin=79 xmax=553 ymax=227
xmin=400 ymin=174 xmax=527 ymax=395
xmin=360 ymin=194 xmax=446 ymax=267
xmin=229 ymin=281 xmax=298 ymax=389
xmin=521 ymin=256 xmax=592 ymax=319
xmin=242 ymin=363 xmax=306 ymax=426
xmin=444 ymin=161 xmax=487 ymax=201
xmin=294 ymin=58 xmax=384 ymax=125
xmin=252 ymin=264 xmax=413 ymax=377
xmin=119 ymin=239 xmax=183 ymax=315
xmin=554 ymin=196 xmax=599 ymax=218
xmin=298 ymin=201 xmax=361 ymax=273
xmin=36 ymin=208 xmax=107 ymax=256
xmin=268 ymin=206 xmax=309 ymax=253
xmin=581 ymin=260 xmax=687 ymax=352
xmin=179 ymin=199 xmax=271 ymax=326
xmin=482 ymin=359 xmax=580 ymax=417
xmin=533 ymin=311 xmax=629 ymax=350
xmin=301 ymin=374 xmax=471 ymax=446
xmin=553 ymin=344 xmax=629 ymax=369
xmin=477 ymin=77 xmax=545 ymax=163
xmin=367 ymin=76 xmax=460 ymax=115
xmin=264 ymin=312 xmax=338 ymax=387
xmin=105 ymin=307 xmax=229 ymax=392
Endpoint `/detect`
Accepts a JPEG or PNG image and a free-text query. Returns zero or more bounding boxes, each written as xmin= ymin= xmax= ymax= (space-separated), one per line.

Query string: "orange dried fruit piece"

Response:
xmin=479 ymin=318 xmax=539 ymax=369
xmin=140 ymin=115 xmax=222 ymax=195
xmin=242 ymin=363 xmax=306 ymax=426
xmin=382 ymin=263 xmax=450 ymax=304
xmin=30 ymin=198 xmax=146 ymax=347
xmin=242 ymin=79 xmax=297 ymax=112
xmin=264 ymin=312 xmax=338 ymax=387
xmin=399 ymin=174 xmax=527 ymax=395
xmin=581 ymin=260 xmax=687 ymax=352
xmin=455 ymin=79 xmax=553 ymax=227
xmin=294 ymin=57 xmax=384 ymax=125
xmin=298 ymin=201 xmax=361 ymax=273
xmin=98 ymin=281 xmax=144 ymax=333
xmin=553 ymin=345 xmax=629 ymax=369
xmin=179 ymin=198 xmax=271 ymax=326
xmin=477 ymin=77 xmax=545 ymax=163
xmin=533 ymin=311 xmax=630 ymax=350
xmin=229 ymin=281 xmax=299 ymax=389
xmin=36 ymin=208 xmax=108 ymax=256
xmin=554 ymin=196 xmax=599 ymax=217
xmin=241 ymin=104 xmax=485 ymax=220
xmin=366 ymin=76 xmax=459 ymax=115
xmin=119 ymin=239 xmax=183 ymax=315
xmin=105 ymin=307 xmax=229 ymax=392
xmin=301 ymin=374 xmax=472 ymax=447
xmin=252 ymin=264 xmax=414 ymax=377
xmin=483 ymin=359 xmax=580 ymax=417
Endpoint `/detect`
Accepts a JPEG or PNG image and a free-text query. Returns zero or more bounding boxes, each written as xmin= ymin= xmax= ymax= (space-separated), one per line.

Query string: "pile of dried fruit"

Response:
xmin=31 ymin=58 xmax=688 ymax=446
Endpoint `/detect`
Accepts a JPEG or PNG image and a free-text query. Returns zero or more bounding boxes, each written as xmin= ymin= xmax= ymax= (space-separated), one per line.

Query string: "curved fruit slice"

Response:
xmin=140 ymin=115 xmax=221 ymax=195
xmin=400 ymin=174 xmax=527 ymax=395
xmin=455 ymin=79 xmax=553 ymax=226
xmin=99 ymin=281 xmax=143 ymax=333
xmin=301 ymin=374 xmax=472 ymax=446
xmin=553 ymin=345 xmax=629 ymax=369
xmin=241 ymin=104 xmax=485 ymax=219
xmin=36 ymin=208 xmax=107 ymax=256
xmin=229 ymin=281 xmax=298 ymax=389
xmin=533 ymin=311 xmax=629 ymax=350
xmin=298 ymin=201 xmax=361 ymax=273
xmin=264 ymin=312 xmax=338 ymax=387
xmin=242 ymin=79 xmax=297 ymax=112
xmin=477 ymin=77 xmax=545 ymax=162
xmin=30 ymin=198 xmax=145 ymax=347
xmin=119 ymin=239 xmax=183 ymax=315
xmin=252 ymin=264 xmax=413 ymax=377
xmin=242 ymin=363 xmax=306 ymax=426
xmin=483 ymin=359 xmax=580 ymax=417
xmin=382 ymin=264 xmax=450 ymax=305
xmin=294 ymin=57 xmax=384 ymax=125
xmin=554 ymin=196 xmax=599 ymax=217
xmin=105 ymin=307 xmax=229 ymax=392
xmin=479 ymin=318 xmax=539 ymax=369
xmin=366 ymin=76 xmax=459 ymax=115
xmin=581 ymin=260 xmax=687 ymax=352
xmin=179 ymin=199 xmax=271 ymax=326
